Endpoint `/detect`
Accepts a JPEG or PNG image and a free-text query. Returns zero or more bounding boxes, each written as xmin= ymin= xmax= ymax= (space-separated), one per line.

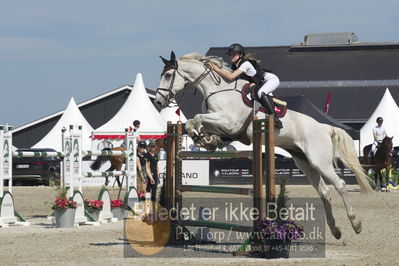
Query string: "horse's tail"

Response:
xmin=330 ymin=127 xmax=374 ymax=193
xmin=90 ymin=148 xmax=111 ymax=171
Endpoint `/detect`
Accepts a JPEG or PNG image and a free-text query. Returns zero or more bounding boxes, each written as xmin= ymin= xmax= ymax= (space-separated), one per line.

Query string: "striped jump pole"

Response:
xmin=13 ymin=151 xmax=65 ymax=158
xmin=82 ymin=150 xmax=130 ymax=157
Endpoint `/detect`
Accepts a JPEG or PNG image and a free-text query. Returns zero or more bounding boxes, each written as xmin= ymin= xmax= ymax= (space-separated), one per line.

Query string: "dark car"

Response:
xmin=12 ymin=148 xmax=62 ymax=185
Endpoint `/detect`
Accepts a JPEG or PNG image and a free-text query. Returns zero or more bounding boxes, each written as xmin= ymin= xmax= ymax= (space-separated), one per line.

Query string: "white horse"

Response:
xmin=155 ymin=51 xmax=374 ymax=239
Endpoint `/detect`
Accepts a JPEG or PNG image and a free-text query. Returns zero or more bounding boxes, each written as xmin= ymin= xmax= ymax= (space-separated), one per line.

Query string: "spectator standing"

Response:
xmin=137 ymin=141 xmax=154 ymax=199
xmin=146 ymin=140 xmax=160 ymax=202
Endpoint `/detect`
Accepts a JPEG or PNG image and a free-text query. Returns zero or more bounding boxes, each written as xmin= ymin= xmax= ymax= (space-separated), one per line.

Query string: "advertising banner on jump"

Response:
xmin=209 ymin=158 xmax=252 ymax=185
xmin=158 ymin=160 xmax=209 ymax=186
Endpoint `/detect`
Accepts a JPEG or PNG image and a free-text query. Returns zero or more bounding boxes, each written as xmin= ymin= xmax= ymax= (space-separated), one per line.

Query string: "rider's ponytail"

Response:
xmin=243 ymin=54 xmax=260 ymax=63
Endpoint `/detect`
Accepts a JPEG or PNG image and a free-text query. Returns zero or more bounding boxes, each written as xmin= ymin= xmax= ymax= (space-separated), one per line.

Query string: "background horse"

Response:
xmin=155 ymin=51 xmax=374 ymax=240
xmin=363 ymin=137 xmax=393 ymax=190
xmin=90 ymin=138 xmax=166 ymax=187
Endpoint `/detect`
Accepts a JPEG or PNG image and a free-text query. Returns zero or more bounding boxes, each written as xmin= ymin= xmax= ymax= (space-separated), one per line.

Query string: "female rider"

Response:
xmin=207 ymin=43 xmax=282 ymax=128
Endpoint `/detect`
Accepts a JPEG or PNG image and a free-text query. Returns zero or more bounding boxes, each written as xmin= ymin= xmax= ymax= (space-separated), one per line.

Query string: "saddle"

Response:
xmin=366 ymin=142 xmax=382 ymax=164
xmin=241 ymin=83 xmax=287 ymax=118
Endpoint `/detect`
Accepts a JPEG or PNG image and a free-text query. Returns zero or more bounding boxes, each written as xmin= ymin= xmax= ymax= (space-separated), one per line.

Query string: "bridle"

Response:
xmin=156 ymin=60 xmax=222 ymax=106
xmin=155 ymin=65 xmax=180 ymax=105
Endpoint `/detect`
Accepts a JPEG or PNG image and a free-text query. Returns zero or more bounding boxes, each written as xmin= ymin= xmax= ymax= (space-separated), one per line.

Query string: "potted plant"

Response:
xmin=52 ymin=189 xmax=77 ymax=228
xmin=84 ymin=199 xmax=104 ymax=221
xmin=258 ymin=218 xmax=303 ymax=258
xmin=258 ymin=178 xmax=303 ymax=259
xmin=111 ymin=199 xmax=126 ymax=220
xmin=137 ymin=191 xmax=146 ymax=201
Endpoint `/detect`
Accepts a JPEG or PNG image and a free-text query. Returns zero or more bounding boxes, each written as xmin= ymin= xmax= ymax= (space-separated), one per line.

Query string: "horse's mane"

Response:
xmin=179 ymin=53 xmax=230 ymax=69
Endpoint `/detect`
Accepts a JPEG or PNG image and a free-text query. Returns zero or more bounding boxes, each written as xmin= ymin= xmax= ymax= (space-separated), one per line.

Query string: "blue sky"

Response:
xmin=1 ymin=0 xmax=399 ymax=127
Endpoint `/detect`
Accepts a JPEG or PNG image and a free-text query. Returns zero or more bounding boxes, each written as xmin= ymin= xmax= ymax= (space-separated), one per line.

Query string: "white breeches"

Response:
xmin=369 ymin=141 xmax=380 ymax=156
xmin=257 ymin=73 xmax=280 ymax=98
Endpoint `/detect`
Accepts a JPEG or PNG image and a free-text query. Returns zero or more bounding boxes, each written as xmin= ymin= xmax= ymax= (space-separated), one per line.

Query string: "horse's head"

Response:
xmin=155 ymin=52 xmax=226 ymax=110
xmin=382 ymin=136 xmax=394 ymax=151
xmin=155 ymin=51 xmax=188 ymax=109
xmin=153 ymin=138 xmax=167 ymax=154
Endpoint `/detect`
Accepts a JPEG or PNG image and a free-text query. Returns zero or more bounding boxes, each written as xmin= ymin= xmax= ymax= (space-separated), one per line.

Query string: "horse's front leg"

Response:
xmin=187 ymin=112 xmax=227 ymax=150
xmin=185 ymin=119 xmax=202 ymax=146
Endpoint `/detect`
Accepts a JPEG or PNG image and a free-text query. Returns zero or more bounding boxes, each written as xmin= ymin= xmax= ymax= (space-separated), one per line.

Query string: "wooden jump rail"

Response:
xmin=177 ymin=150 xmax=253 ymax=159
xmin=165 ymin=115 xmax=276 ymax=248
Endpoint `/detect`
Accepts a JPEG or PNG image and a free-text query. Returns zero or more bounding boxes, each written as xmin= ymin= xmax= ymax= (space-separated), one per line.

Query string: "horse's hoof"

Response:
xmin=203 ymin=136 xmax=212 ymax=144
xmin=353 ymin=220 xmax=362 ymax=234
xmin=332 ymin=227 xmax=342 ymax=239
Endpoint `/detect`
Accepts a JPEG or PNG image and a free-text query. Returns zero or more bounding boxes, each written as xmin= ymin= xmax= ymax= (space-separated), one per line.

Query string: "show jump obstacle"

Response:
xmin=165 ymin=116 xmax=276 ymax=250
xmin=0 ymin=125 xmax=138 ymax=227
xmin=62 ymin=125 xmax=138 ymax=226
xmin=0 ymin=125 xmax=29 ymax=227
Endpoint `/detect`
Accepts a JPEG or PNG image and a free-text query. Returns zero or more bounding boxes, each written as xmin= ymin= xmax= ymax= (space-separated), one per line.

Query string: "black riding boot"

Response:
xmin=260 ymin=93 xmax=283 ymax=129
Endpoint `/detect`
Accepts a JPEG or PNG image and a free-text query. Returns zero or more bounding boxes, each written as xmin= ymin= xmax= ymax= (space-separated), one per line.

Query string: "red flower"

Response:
xmin=111 ymin=199 xmax=126 ymax=208
xmin=52 ymin=197 xmax=77 ymax=211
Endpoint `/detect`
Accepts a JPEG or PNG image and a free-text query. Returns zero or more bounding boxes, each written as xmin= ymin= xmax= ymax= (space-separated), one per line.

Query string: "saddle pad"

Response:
xmin=241 ymin=83 xmax=287 ymax=118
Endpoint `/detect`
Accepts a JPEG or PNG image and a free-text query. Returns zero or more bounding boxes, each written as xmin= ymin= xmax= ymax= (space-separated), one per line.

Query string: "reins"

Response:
xmin=156 ymin=59 xmax=227 ymax=106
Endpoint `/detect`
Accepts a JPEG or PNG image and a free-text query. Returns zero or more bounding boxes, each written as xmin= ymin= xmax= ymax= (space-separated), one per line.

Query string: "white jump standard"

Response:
xmin=0 ymin=124 xmax=138 ymax=227
xmin=0 ymin=125 xmax=29 ymax=227
xmin=62 ymin=125 xmax=138 ymax=225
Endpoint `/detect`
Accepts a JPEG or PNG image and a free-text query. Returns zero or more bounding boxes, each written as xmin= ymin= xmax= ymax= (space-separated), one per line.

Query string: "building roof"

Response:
xmin=206 ymin=42 xmax=399 ymax=122
xmin=284 ymin=96 xmax=359 ymax=139
xmin=275 ymin=85 xmax=399 ymax=122
xmin=207 ymin=43 xmax=399 ymax=81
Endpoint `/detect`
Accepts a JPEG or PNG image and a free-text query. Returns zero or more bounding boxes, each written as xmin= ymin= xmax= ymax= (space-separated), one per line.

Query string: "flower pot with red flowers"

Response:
xmin=52 ymin=197 xmax=77 ymax=228
xmin=111 ymin=199 xmax=126 ymax=220
xmin=137 ymin=191 xmax=146 ymax=201
xmin=84 ymin=199 xmax=104 ymax=221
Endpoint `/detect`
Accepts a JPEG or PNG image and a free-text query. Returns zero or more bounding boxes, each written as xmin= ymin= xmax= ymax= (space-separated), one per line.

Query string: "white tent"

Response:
xmin=160 ymin=101 xmax=187 ymax=123
xmin=360 ymin=88 xmax=399 ymax=151
xmin=93 ymin=73 xmax=166 ymax=139
xmin=32 ymin=97 xmax=94 ymax=150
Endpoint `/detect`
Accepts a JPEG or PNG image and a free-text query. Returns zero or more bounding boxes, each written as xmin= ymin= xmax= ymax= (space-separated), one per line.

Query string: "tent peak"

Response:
xmin=133 ymin=73 xmax=145 ymax=89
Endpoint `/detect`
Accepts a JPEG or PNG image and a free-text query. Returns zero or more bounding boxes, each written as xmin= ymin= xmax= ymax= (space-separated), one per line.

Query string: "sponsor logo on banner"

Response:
xmin=158 ymin=160 xmax=209 ymax=186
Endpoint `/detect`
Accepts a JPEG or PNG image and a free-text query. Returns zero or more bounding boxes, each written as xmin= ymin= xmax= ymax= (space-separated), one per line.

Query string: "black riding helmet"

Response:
xmin=227 ymin=43 xmax=245 ymax=55
xmin=138 ymin=141 xmax=147 ymax=148
xmin=376 ymin=117 xmax=383 ymax=123
xmin=133 ymin=120 xmax=141 ymax=127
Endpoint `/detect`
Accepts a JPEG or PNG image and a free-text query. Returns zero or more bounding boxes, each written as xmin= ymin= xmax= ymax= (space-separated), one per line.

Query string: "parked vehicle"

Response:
xmin=12 ymin=148 xmax=62 ymax=185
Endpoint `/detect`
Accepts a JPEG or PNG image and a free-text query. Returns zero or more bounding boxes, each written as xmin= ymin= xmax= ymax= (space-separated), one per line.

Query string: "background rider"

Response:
xmin=369 ymin=117 xmax=389 ymax=159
